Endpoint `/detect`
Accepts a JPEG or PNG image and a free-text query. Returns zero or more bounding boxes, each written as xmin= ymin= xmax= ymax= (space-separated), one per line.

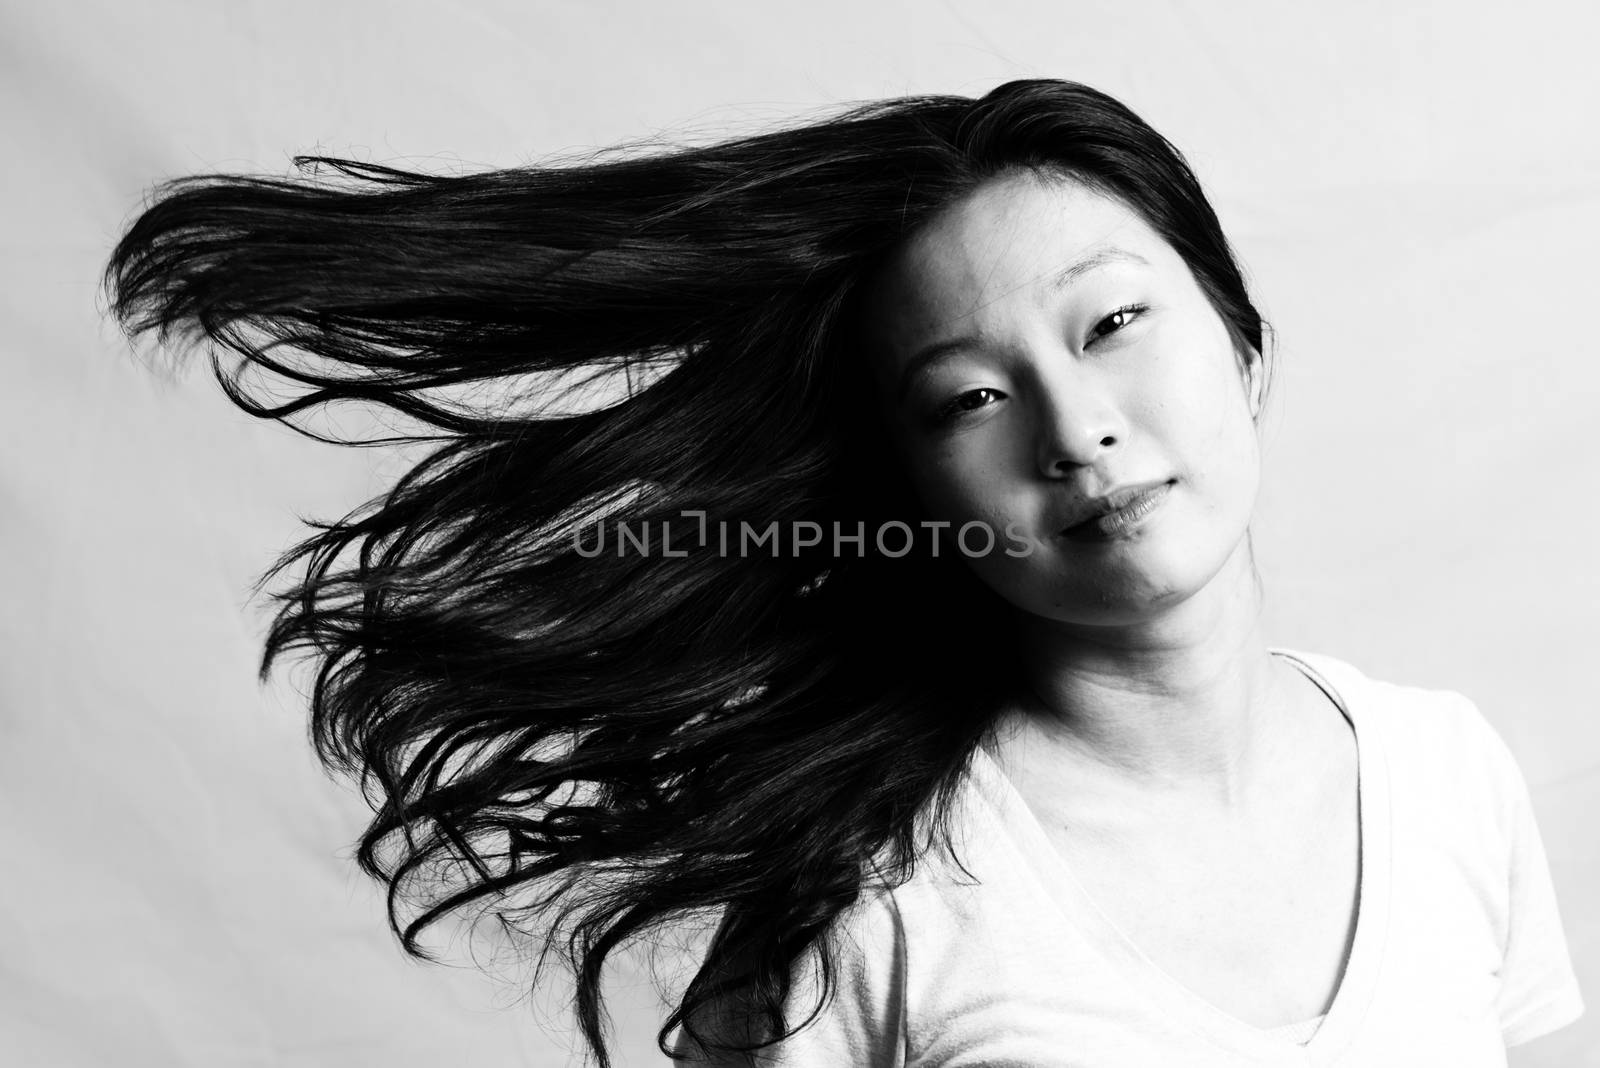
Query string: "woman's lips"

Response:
xmin=1059 ymin=480 xmax=1174 ymax=542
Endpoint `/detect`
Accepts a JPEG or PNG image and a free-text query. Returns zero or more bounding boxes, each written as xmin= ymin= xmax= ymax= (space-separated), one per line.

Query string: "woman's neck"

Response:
xmin=996 ymin=541 xmax=1321 ymax=810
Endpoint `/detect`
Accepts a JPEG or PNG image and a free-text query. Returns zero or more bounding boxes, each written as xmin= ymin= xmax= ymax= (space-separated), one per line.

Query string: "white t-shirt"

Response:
xmin=673 ymin=648 xmax=1585 ymax=1066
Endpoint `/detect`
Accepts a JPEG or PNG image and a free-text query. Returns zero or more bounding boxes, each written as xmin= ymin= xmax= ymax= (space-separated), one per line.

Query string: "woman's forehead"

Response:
xmin=864 ymin=174 xmax=1173 ymax=352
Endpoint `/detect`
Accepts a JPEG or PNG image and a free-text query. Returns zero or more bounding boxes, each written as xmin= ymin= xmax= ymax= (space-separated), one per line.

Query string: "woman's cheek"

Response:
xmin=940 ymin=460 xmax=1016 ymax=531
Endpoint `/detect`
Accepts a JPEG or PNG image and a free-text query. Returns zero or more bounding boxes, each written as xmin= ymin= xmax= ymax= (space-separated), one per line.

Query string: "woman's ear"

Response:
xmin=1243 ymin=347 xmax=1264 ymax=420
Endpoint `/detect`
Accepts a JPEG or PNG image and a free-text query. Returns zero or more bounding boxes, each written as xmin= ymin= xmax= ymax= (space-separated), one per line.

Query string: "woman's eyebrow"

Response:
xmin=894 ymin=245 xmax=1152 ymax=404
xmin=1049 ymin=245 xmax=1151 ymax=290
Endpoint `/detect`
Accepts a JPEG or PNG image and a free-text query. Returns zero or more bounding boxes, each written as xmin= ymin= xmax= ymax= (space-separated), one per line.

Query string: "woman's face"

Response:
xmin=861 ymin=170 xmax=1261 ymax=627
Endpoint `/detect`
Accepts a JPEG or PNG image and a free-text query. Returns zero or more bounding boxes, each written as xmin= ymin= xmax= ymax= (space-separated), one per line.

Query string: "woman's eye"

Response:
xmin=934 ymin=387 xmax=1003 ymax=424
xmin=1088 ymin=303 xmax=1148 ymax=344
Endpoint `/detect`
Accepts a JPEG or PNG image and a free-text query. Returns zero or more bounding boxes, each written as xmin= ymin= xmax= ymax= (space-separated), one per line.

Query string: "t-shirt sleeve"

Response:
xmin=1470 ymin=704 xmax=1586 ymax=1047
xmin=670 ymin=888 xmax=908 ymax=1067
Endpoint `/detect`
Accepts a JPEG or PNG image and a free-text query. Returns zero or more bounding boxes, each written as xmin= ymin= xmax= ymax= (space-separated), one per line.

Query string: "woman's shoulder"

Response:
xmin=1270 ymin=645 xmax=1526 ymax=813
xmin=1273 ymin=646 xmax=1497 ymax=742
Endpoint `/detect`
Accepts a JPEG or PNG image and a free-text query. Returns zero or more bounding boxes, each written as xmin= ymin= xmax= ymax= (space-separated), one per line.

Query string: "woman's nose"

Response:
xmin=1034 ymin=382 xmax=1125 ymax=477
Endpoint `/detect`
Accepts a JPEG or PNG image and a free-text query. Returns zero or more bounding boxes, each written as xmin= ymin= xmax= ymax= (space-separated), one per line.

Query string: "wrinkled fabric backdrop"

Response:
xmin=3 ymin=1 xmax=1596 ymax=1065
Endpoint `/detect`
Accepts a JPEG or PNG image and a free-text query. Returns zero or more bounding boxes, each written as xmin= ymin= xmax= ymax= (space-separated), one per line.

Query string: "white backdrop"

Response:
xmin=3 ymin=1 xmax=1597 ymax=1065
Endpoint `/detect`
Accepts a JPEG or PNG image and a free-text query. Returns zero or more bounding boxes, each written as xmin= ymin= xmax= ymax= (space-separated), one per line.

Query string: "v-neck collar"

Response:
xmin=966 ymin=647 xmax=1391 ymax=1065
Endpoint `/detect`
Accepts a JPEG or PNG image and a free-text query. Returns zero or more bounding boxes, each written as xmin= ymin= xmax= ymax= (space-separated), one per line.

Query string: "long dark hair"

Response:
xmin=101 ymin=78 xmax=1268 ymax=1066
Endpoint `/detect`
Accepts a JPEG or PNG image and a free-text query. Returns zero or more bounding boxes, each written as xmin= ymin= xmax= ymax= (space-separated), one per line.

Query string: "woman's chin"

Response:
xmin=989 ymin=549 xmax=1224 ymax=628
xmin=1031 ymin=534 xmax=1256 ymax=628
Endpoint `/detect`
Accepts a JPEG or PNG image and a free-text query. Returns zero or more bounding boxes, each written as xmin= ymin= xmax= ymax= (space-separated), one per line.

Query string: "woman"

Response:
xmin=102 ymin=79 xmax=1582 ymax=1066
